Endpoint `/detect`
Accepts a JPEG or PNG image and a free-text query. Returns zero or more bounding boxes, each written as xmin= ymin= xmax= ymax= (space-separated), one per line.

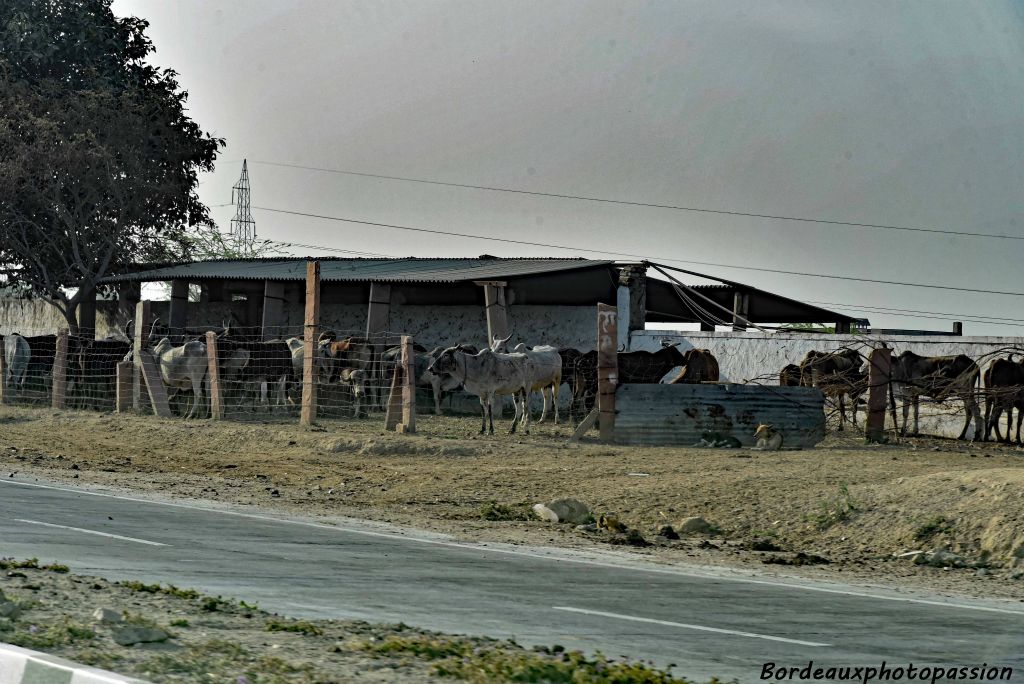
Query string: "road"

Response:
xmin=1 ymin=477 xmax=1022 ymax=683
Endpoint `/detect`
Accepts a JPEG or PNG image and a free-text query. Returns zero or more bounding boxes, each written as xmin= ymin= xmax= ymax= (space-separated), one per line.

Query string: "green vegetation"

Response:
xmin=357 ymin=633 xmax=698 ymax=683
xmin=479 ymin=501 xmax=533 ymax=521
xmin=808 ymin=483 xmax=859 ymax=530
xmin=914 ymin=516 xmax=953 ymax=543
xmin=169 ymin=618 xmax=190 ymax=628
xmin=120 ymin=581 xmax=201 ymax=600
xmin=0 ymin=558 xmax=69 ymax=573
xmin=265 ymin=618 xmax=324 ymax=637
xmin=5 ymin=616 xmax=96 ymax=650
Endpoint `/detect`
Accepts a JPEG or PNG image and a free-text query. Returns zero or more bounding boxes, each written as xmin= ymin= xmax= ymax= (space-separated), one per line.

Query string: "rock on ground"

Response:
xmin=533 ymin=498 xmax=591 ymax=524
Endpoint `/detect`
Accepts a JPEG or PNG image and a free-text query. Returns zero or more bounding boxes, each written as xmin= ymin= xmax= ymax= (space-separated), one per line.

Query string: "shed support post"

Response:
xmin=78 ymin=289 xmax=97 ymax=339
xmin=169 ymin=280 xmax=188 ymax=339
xmin=206 ymin=331 xmax=223 ymax=420
xmin=731 ymin=292 xmax=749 ymax=332
xmin=118 ymin=283 xmax=141 ymax=326
xmin=300 ymin=261 xmax=321 ymax=426
xmin=835 ymin=321 xmax=851 ymax=334
xmin=617 ymin=265 xmax=646 ymax=350
xmin=597 ymin=303 xmax=618 ymax=441
xmin=699 ymin=322 xmax=715 ymax=332
xmin=953 ymin=321 xmax=963 ymax=336
xmin=133 ymin=301 xmax=152 ymax=412
xmin=476 ymin=281 xmax=508 ymax=347
xmin=52 ymin=329 xmax=69 ymax=410
xmin=366 ymin=282 xmax=392 ymax=411
xmin=261 ymin=280 xmax=286 ymax=341
xmin=865 ymin=346 xmax=891 ymax=443
xmin=0 ymin=339 xmax=6 ymax=404
xmin=399 ymin=335 xmax=416 ymax=434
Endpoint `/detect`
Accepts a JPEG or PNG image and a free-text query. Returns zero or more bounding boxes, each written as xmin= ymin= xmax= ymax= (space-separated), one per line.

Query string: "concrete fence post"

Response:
xmin=205 ymin=331 xmax=223 ymax=420
xmin=399 ymin=335 xmax=416 ymax=434
xmin=0 ymin=338 xmax=7 ymax=405
xmin=115 ymin=361 xmax=133 ymax=413
xmin=133 ymin=301 xmax=152 ymax=412
xmin=865 ymin=346 xmax=891 ymax=443
xmin=597 ymin=303 xmax=618 ymax=441
xmin=300 ymin=261 xmax=321 ymax=426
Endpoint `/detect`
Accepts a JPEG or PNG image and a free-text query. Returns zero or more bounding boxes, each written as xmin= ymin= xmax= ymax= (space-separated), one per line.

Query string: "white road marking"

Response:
xmin=3 ymin=479 xmax=1023 ymax=616
xmin=14 ymin=518 xmax=169 ymax=547
xmin=553 ymin=606 xmax=831 ymax=647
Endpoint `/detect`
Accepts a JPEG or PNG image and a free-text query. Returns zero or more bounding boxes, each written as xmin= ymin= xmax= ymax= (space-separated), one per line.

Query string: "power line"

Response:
xmin=247 ymin=159 xmax=1024 ymax=243
xmin=804 ymin=300 xmax=1024 ymax=325
xmin=251 ymin=205 xmax=1024 ymax=298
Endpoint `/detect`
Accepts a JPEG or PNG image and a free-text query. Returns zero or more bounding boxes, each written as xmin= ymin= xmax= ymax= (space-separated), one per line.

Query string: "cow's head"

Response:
xmin=490 ymin=333 xmax=513 ymax=353
xmin=340 ymin=368 xmax=366 ymax=398
xmin=427 ymin=347 xmax=460 ymax=376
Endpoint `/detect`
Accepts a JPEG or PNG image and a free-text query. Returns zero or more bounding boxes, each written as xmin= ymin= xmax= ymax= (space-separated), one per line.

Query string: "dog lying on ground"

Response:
xmin=753 ymin=424 xmax=784 ymax=451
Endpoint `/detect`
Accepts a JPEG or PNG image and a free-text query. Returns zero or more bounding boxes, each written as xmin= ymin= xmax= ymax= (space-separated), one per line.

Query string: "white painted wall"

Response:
xmin=632 ymin=329 xmax=1024 ymax=439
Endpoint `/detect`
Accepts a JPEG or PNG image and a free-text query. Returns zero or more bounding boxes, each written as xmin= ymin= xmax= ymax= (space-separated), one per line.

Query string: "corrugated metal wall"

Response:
xmin=614 ymin=383 xmax=826 ymax=447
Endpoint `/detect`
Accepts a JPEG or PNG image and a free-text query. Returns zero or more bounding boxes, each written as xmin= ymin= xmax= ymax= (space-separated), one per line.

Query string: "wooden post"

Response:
xmin=597 ymin=303 xmax=618 ymax=441
xmin=138 ymin=351 xmax=173 ymax=418
xmin=0 ymin=338 xmax=7 ymax=405
xmin=169 ymin=280 xmax=188 ymax=339
xmin=52 ymin=328 xmax=69 ymax=410
xmin=133 ymin=301 xmax=152 ymax=411
xmin=476 ymin=281 xmax=509 ymax=346
xmin=261 ymin=280 xmax=286 ymax=341
xmin=398 ymin=335 xmax=416 ymax=434
xmin=732 ymin=292 xmax=749 ymax=331
xmin=865 ymin=346 xmax=891 ymax=443
xmin=300 ymin=261 xmax=321 ymax=426
xmin=385 ymin=367 xmax=403 ymax=431
xmin=205 ymin=331 xmax=223 ymax=420
xmin=115 ymin=361 xmax=133 ymax=413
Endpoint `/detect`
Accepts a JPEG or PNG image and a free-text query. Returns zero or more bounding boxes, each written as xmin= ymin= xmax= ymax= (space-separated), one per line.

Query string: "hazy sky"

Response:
xmin=112 ymin=0 xmax=1024 ymax=334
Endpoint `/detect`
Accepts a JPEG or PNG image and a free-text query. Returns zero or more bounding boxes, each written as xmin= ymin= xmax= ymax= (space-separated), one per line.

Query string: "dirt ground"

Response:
xmin=0 ymin=562 xmax=690 ymax=683
xmin=2 ymin=405 xmax=1024 ymax=602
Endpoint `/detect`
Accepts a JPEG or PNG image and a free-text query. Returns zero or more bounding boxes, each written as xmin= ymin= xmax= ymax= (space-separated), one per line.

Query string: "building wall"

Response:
xmin=631 ymin=329 xmax=1020 ymax=439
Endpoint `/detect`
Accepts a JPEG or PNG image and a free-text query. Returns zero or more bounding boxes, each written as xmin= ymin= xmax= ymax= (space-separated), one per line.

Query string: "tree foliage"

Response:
xmin=0 ymin=0 xmax=223 ymax=331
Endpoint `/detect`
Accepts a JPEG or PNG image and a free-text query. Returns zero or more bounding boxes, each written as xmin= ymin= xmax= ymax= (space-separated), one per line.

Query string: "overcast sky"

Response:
xmin=112 ymin=0 xmax=1024 ymax=334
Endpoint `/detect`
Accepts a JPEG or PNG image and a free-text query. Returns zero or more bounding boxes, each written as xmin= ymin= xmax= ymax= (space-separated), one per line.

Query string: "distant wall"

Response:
xmin=632 ymin=329 xmax=1024 ymax=439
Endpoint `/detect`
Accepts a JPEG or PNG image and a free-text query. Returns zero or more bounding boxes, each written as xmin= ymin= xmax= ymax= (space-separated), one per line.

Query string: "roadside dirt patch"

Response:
xmin=2 ymin=405 xmax=1024 ymax=599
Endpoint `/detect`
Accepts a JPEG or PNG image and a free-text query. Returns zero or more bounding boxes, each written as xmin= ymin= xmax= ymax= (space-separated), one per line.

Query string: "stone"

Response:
xmin=112 ymin=625 xmax=170 ymax=646
xmin=532 ymin=498 xmax=591 ymax=525
xmin=0 ymin=602 xmax=21 ymax=619
xmin=678 ymin=516 xmax=714 ymax=534
xmin=574 ymin=523 xmax=598 ymax=533
xmin=92 ymin=607 xmax=123 ymax=624
xmin=657 ymin=525 xmax=680 ymax=540
xmin=913 ymin=548 xmax=966 ymax=568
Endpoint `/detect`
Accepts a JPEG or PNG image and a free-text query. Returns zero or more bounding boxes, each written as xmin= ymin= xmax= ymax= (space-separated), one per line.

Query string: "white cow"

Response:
xmin=511 ymin=343 xmax=562 ymax=424
xmin=3 ymin=334 xmax=30 ymax=398
xmin=152 ymin=338 xmax=208 ymax=419
xmin=427 ymin=346 xmax=531 ymax=435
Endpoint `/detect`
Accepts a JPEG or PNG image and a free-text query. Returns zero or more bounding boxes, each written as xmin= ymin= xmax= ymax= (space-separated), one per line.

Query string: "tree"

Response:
xmin=0 ymin=0 xmax=223 ymax=333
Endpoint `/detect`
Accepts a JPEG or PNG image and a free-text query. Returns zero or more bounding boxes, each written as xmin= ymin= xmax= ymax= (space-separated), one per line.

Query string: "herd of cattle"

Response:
xmin=3 ymin=325 xmax=1024 ymax=443
xmin=0 ymin=324 xmax=378 ymax=418
xmin=781 ymin=347 xmax=1024 ymax=443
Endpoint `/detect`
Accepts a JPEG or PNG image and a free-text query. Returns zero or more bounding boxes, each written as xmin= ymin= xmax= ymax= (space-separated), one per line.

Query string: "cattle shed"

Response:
xmin=93 ymin=257 xmax=857 ymax=348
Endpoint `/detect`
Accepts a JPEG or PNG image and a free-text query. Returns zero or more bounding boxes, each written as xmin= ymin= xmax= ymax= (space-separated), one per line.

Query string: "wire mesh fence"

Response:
xmin=1 ymin=324 xmax=414 ymax=424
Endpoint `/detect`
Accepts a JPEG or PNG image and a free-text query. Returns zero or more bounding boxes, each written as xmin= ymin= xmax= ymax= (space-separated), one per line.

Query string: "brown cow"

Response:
xmin=779 ymin=363 xmax=802 ymax=387
xmin=891 ymin=351 xmax=981 ymax=440
xmin=798 ymin=348 xmax=866 ymax=431
xmin=983 ymin=357 xmax=1024 ymax=443
xmin=667 ymin=349 xmax=720 ymax=384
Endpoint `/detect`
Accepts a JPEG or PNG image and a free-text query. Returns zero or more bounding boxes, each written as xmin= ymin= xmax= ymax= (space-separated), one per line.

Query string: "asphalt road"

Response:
xmin=1 ymin=477 xmax=1022 ymax=683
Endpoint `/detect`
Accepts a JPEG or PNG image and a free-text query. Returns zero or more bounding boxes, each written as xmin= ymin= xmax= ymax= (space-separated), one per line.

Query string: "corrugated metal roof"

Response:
xmin=99 ymin=257 xmax=616 ymax=284
xmin=614 ymin=383 xmax=826 ymax=447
